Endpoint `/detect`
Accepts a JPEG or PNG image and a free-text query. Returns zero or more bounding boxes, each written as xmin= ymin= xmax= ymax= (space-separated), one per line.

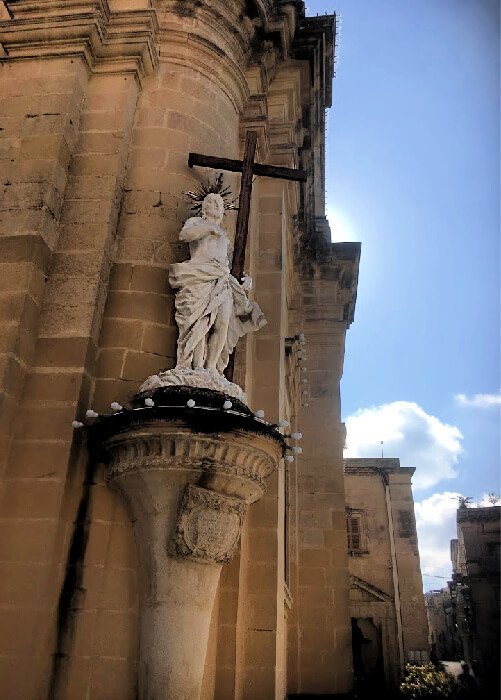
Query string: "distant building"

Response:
xmin=425 ymin=587 xmax=459 ymax=661
xmin=449 ymin=505 xmax=500 ymax=695
xmin=344 ymin=458 xmax=429 ymax=693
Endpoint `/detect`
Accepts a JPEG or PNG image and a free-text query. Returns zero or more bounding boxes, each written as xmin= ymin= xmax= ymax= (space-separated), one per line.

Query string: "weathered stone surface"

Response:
xmin=139 ymin=366 xmax=247 ymax=402
xmin=171 ymin=484 xmax=248 ymax=564
xmin=0 ymin=3 xmax=362 ymax=699
xmin=95 ymin=388 xmax=283 ymax=699
xmin=344 ymin=458 xmax=430 ymax=689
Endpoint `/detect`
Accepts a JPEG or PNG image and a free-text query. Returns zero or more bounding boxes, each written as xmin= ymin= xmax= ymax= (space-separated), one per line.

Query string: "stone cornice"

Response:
xmin=300 ymin=241 xmax=360 ymax=327
xmin=331 ymin=242 xmax=360 ymax=325
xmin=91 ymin=385 xmax=286 ymax=462
xmin=292 ymin=13 xmax=336 ymax=109
xmin=0 ymin=0 xmax=159 ymax=83
xmin=238 ymin=1 xmax=336 ymax=121
xmin=457 ymin=506 xmax=500 ymax=524
xmin=248 ymin=4 xmax=335 ymax=110
xmin=155 ymin=0 xmax=253 ymax=64
xmin=250 ymin=0 xmax=302 ymax=62
xmin=344 ymin=458 xmax=417 ymax=479
xmin=350 ymin=575 xmax=393 ymax=603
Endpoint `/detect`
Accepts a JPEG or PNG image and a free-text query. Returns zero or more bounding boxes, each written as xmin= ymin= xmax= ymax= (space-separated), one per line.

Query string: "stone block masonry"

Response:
xmin=0 ymin=3 xmax=359 ymax=699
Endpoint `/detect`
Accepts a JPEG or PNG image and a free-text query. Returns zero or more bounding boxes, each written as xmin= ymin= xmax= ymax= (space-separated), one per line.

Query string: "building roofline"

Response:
xmin=457 ymin=505 xmax=501 ymax=523
xmin=344 ymin=457 xmax=416 ymax=476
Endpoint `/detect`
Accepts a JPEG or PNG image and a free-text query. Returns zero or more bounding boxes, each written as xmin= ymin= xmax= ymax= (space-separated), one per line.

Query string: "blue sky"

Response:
xmin=306 ymin=0 xmax=500 ymax=589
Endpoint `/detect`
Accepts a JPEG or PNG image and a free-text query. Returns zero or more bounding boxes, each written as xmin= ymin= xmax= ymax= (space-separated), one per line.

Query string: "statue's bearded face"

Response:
xmin=202 ymin=194 xmax=224 ymax=222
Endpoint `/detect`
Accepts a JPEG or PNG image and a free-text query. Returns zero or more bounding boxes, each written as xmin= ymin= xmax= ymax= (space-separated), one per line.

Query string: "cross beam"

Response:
xmin=188 ymin=152 xmax=308 ymax=183
xmin=188 ymin=131 xmax=307 ymax=281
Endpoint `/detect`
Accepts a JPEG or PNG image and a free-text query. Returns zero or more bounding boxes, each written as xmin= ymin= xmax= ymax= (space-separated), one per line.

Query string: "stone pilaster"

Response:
xmin=296 ymin=242 xmax=360 ymax=695
xmin=387 ymin=468 xmax=429 ymax=662
xmin=0 ymin=4 xmax=160 ymax=696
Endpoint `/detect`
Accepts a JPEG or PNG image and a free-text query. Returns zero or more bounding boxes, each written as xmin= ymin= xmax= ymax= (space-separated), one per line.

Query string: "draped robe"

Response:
xmin=169 ymin=217 xmax=266 ymax=373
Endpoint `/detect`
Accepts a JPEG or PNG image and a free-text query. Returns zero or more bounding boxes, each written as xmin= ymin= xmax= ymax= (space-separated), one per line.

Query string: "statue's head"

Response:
xmin=201 ymin=193 xmax=224 ymax=223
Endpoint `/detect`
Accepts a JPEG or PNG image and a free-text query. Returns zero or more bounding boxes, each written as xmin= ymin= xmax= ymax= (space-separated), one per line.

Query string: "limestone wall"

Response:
xmin=388 ymin=469 xmax=429 ymax=661
xmin=0 ymin=4 xmax=158 ymax=695
xmin=344 ymin=459 xmax=430 ymax=688
xmin=0 ymin=2 xmax=357 ymax=698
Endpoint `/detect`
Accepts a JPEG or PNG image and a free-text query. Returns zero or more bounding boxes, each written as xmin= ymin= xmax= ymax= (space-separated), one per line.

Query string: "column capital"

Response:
xmin=93 ymin=386 xmax=285 ymax=563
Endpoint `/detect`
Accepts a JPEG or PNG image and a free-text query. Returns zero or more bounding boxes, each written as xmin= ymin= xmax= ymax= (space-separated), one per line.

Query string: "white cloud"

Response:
xmin=345 ymin=401 xmax=463 ymax=490
xmin=415 ymin=491 xmax=461 ymax=590
xmin=455 ymin=391 xmax=501 ymax=408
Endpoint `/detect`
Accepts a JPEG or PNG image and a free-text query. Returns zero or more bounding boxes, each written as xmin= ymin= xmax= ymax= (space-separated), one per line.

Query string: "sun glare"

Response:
xmin=326 ymin=207 xmax=357 ymax=242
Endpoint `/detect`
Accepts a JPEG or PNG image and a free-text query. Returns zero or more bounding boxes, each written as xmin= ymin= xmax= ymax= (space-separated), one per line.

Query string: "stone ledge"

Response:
xmin=457 ymin=505 xmax=500 ymax=523
xmin=89 ymin=385 xmax=287 ymax=458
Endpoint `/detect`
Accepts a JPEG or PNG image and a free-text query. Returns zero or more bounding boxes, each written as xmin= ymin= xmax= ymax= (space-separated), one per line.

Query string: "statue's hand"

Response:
xmin=240 ymin=273 xmax=252 ymax=291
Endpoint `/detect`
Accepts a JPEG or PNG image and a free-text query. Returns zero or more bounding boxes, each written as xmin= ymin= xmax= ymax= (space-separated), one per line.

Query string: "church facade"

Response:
xmin=0 ymin=2 xmax=360 ymax=698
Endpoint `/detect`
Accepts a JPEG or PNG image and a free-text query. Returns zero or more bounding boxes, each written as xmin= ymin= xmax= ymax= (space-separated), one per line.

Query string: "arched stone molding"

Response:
xmin=153 ymin=0 xmax=256 ymax=114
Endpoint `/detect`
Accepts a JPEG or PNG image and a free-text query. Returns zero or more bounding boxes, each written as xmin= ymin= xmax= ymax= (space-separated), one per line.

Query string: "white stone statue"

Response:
xmin=170 ymin=192 xmax=265 ymax=372
xmin=139 ymin=192 xmax=265 ymax=400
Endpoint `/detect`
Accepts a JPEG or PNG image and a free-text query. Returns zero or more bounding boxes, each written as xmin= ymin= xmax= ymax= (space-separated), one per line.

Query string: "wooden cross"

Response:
xmin=188 ymin=130 xmax=307 ymax=380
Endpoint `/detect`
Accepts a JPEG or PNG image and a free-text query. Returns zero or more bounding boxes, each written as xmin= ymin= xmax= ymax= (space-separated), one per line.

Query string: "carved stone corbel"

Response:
xmin=92 ymin=385 xmax=284 ymax=700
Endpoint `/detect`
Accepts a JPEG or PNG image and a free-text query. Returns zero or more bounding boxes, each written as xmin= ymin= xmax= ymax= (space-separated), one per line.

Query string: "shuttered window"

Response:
xmin=347 ymin=514 xmax=362 ymax=552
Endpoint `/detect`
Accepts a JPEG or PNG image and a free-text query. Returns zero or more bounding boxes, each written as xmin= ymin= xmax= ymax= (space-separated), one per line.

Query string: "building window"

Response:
xmin=347 ymin=514 xmax=361 ymax=551
xmin=346 ymin=509 xmax=367 ymax=555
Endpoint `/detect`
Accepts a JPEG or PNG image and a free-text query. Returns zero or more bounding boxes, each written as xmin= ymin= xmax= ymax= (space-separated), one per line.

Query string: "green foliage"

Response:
xmin=399 ymin=663 xmax=460 ymax=699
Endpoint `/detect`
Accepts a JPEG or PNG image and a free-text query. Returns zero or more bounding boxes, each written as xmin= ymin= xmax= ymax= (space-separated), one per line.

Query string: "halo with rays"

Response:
xmin=184 ymin=173 xmax=238 ymax=216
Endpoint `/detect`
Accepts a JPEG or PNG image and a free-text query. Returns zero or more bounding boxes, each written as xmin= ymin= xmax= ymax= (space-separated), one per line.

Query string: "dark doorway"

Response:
xmin=351 ymin=617 xmax=385 ymax=696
